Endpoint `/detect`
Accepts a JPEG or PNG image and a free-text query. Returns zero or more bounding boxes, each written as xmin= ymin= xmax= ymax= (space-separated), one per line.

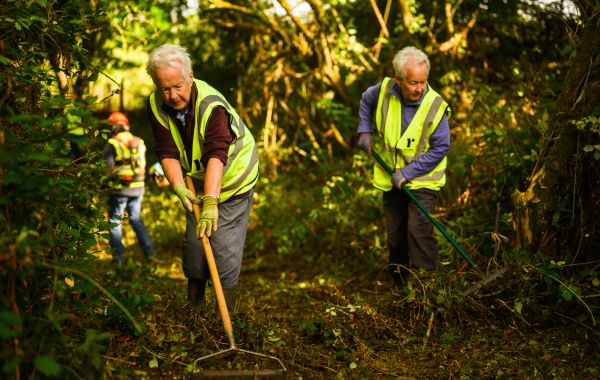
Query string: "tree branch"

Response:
xmin=370 ymin=0 xmax=389 ymax=38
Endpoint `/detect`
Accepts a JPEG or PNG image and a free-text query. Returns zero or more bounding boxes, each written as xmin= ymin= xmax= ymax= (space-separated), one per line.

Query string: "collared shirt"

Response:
xmin=147 ymin=82 xmax=232 ymax=168
xmin=357 ymin=81 xmax=450 ymax=181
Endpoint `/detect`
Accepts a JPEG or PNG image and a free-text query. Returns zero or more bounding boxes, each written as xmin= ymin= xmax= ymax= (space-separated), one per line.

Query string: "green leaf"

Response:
xmin=87 ymin=71 xmax=99 ymax=81
xmin=0 ymin=311 xmax=21 ymax=325
xmin=514 ymin=299 xmax=523 ymax=315
xmin=559 ymin=284 xmax=573 ymax=301
xmin=2 ymin=358 xmax=20 ymax=373
xmin=0 ymin=311 xmax=22 ymax=338
xmin=134 ymin=322 xmax=147 ymax=336
xmin=34 ymin=356 xmax=61 ymax=376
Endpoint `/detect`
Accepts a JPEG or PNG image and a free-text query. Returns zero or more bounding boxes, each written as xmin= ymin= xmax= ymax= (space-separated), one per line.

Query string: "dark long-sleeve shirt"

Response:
xmin=358 ymin=82 xmax=450 ymax=181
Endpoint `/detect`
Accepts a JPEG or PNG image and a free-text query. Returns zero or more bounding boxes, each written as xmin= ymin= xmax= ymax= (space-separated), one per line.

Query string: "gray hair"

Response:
xmin=392 ymin=46 xmax=430 ymax=80
xmin=146 ymin=44 xmax=193 ymax=84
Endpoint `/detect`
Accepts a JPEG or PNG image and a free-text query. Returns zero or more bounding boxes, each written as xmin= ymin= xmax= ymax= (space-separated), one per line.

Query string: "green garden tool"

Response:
xmin=371 ymin=150 xmax=485 ymax=276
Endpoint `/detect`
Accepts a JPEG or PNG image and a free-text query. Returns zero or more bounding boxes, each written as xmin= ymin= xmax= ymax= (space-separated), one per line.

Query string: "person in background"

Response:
xmin=104 ymin=111 xmax=156 ymax=265
xmin=357 ymin=46 xmax=451 ymax=286
xmin=145 ymin=44 xmax=259 ymax=310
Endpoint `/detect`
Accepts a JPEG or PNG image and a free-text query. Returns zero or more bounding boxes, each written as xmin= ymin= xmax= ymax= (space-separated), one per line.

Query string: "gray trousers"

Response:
xmin=182 ymin=189 xmax=253 ymax=289
xmin=383 ymin=187 xmax=438 ymax=270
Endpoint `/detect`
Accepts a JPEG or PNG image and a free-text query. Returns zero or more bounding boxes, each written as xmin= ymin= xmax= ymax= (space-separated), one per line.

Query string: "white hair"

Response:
xmin=146 ymin=44 xmax=193 ymax=84
xmin=392 ymin=46 xmax=430 ymax=79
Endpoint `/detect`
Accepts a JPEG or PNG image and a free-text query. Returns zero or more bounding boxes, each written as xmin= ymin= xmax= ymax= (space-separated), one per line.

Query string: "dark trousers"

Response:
xmin=383 ymin=187 xmax=439 ymax=271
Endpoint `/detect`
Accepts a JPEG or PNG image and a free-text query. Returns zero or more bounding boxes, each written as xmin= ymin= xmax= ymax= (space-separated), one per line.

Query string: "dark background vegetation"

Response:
xmin=1 ymin=0 xmax=599 ymax=378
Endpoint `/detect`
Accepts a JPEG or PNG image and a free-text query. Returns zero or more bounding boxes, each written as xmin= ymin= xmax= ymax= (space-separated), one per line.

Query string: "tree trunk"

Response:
xmin=514 ymin=10 xmax=600 ymax=259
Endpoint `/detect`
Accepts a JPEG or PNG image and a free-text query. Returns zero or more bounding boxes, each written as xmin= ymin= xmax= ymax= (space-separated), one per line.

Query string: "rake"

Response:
xmin=185 ymin=177 xmax=287 ymax=379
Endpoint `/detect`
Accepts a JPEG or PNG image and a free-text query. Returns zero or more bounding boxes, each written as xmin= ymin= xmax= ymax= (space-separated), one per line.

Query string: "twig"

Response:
xmin=142 ymin=346 xmax=189 ymax=367
xmin=100 ymin=355 xmax=137 ymax=366
xmin=553 ymin=312 xmax=600 ymax=337
xmin=493 ymin=202 xmax=500 ymax=261
xmin=462 ymin=266 xmax=509 ymax=296
xmin=422 ymin=311 xmax=435 ymax=350
xmin=496 ymin=299 xmax=532 ymax=327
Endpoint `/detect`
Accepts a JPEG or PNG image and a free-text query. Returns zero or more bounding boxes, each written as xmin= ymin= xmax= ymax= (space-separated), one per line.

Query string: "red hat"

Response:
xmin=108 ymin=111 xmax=129 ymax=126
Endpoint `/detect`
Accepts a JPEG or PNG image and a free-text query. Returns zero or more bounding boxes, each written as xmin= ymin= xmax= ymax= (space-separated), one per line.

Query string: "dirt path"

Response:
xmin=99 ymin=243 xmax=599 ymax=379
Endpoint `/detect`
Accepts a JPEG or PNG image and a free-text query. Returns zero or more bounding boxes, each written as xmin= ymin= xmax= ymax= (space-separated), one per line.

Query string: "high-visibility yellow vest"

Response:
xmin=149 ymin=79 xmax=258 ymax=202
xmin=108 ymin=131 xmax=146 ymax=189
xmin=373 ymin=77 xmax=449 ymax=191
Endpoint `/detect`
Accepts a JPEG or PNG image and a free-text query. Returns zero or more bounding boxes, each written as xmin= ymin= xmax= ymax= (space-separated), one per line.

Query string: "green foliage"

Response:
xmin=573 ymin=115 xmax=600 ymax=159
xmin=34 ymin=356 xmax=62 ymax=377
xmin=0 ymin=0 xmax=166 ymax=378
xmin=248 ymin=152 xmax=384 ymax=273
xmin=0 ymin=101 xmax=116 ymax=378
xmin=0 ymin=0 xmax=597 ymax=377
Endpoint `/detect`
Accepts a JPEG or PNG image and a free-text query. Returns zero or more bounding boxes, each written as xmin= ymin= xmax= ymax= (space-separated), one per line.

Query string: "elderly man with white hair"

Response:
xmin=146 ymin=44 xmax=259 ymax=310
xmin=357 ymin=46 xmax=451 ymax=287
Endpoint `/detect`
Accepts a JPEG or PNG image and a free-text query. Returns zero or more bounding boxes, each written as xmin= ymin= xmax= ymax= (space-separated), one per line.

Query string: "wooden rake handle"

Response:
xmin=184 ymin=177 xmax=235 ymax=348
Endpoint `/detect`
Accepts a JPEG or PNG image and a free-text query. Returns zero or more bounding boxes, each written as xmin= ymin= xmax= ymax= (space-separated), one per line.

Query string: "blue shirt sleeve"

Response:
xmin=357 ymin=82 xmax=382 ymax=134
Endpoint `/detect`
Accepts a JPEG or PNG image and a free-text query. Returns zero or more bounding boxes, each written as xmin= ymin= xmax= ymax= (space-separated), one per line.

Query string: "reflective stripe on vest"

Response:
xmin=108 ymin=131 xmax=146 ymax=189
xmin=149 ymin=79 xmax=258 ymax=202
xmin=373 ymin=78 xmax=449 ymax=191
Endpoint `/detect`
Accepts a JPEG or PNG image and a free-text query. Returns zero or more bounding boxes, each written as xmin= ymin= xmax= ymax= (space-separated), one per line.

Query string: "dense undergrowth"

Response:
xmin=47 ymin=167 xmax=599 ymax=379
xmin=2 ymin=93 xmax=598 ymax=380
xmin=1 ymin=111 xmax=598 ymax=378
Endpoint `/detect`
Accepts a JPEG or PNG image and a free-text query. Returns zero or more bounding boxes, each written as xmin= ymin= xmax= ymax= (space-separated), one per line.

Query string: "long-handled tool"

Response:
xmin=185 ymin=177 xmax=287 ymax=379
xmin=371 ymin=150 xmax=489 ymax=277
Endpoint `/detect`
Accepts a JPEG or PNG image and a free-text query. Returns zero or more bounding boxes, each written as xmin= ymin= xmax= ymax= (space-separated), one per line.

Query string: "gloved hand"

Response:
xmin=173 ymin=183 xmax=200 ymax=212
xmin=197 ymin=195 xmax=219 ymax=238
xmin=357 ymin=132 xmax=373 ymax=155
xmin=392 ymin=170 xmax=407 ymax=189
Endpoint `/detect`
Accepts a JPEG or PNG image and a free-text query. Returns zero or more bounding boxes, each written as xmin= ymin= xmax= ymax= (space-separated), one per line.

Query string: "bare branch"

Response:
xmin=370 ymin=0 xmax=390 ymax=38
xmin=438 ymin=11 xmax=478 ymax=53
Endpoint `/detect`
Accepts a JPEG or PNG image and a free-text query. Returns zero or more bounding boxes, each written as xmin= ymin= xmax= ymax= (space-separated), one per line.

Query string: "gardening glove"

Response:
xmin=392 ymin=169 xmax=407 ymax=189
xmin=357 ymin=132 xmax=373 ymax=155
xmin=173 ymin=183 xmax=200 ymax=213
xmin=197 ymin=195 xmax=219 ymax=238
